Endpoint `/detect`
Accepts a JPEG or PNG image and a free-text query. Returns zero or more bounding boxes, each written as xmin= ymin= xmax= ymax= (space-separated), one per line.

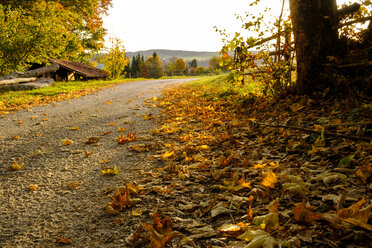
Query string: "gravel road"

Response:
xmin=0 ymin=78 xmax=195 ymax=248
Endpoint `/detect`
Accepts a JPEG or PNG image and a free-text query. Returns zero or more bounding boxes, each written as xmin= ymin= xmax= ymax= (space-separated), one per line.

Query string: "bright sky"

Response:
xmin=103 ymin=0 xmax=352 ymax=52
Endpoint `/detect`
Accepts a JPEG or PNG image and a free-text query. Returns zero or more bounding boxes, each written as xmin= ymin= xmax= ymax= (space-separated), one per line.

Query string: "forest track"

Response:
xmin=0 ymin=78 xmax=195 ymax=248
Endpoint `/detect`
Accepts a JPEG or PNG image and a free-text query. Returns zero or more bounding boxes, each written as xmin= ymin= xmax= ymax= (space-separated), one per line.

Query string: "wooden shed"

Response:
xmin=49 ymin=58 xmax=107 ymax=81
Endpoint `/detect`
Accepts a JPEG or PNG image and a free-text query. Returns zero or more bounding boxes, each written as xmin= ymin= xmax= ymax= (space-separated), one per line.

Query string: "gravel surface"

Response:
xmin=0 ymin=78 xmax=195 ymax=248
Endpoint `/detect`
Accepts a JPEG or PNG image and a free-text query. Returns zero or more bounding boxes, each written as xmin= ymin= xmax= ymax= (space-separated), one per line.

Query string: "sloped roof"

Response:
xmin=49 ymin=58 xmax=107 ymax=78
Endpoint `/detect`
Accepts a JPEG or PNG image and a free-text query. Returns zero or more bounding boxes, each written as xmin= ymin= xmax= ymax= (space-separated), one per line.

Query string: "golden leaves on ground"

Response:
xmin=118 ymin=131 xmax=138 ymax=144
xmin=113 ymin=82 xmax=371 ymax=246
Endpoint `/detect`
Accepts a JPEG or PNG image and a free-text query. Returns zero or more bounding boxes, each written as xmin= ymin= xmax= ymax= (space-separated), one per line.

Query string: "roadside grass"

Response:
xmin=184 ymin=74 xmax=263 ymax=102
xmin=0 ymin=78 xmax=147 ymax=113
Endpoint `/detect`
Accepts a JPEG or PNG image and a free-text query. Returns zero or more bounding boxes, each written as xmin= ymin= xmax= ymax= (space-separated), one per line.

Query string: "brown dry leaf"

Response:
xmin=86 ymin=136 xmax=100 ymax=144
xmin=355 ymin=165 xmax=372 ymax=184
xmin=261 ymin=170 xmax=277 ymax=189
xmin=294 ymin=201 xmax=322 ymax=224
xmin=68 ymin=182 xmax=80 ymax=190
xmin=337 ymin=196 xmax=370 ymax=223
xmin=56 ymin=237 xmax=71 ymax=245
xmin=269 ymin=199 xmax=280 ymax=213
xmin=143 ymin=212 xmax=179 ymax=248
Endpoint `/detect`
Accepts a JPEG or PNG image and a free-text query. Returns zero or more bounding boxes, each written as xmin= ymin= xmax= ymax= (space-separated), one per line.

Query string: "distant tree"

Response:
xmin=146 ymin=54 xmax=163 ymax=78
xmin=139 ymin=61 xmax=150 ymax=78
xmin=167 ymin=56 xmax=177 ymax=76
xmin=195 ymin=66 xmax=207 ymax=75
xmin=190 ymin=59 xmax=198 ymax=69
xmin=102 ymin=37 xmax=129 ymax=79
xmin=130 ymin=53 xmax=144 ymax=78
xmin=208 ymin=56 xmax=219 ymax=71
xmin=153 ymin=51 xmax=158 ymax=58
xmin=174 ymin=58 xmax=187 ymax=75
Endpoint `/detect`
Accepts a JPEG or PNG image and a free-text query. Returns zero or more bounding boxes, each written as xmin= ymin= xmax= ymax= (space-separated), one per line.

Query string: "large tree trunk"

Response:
xmin=0 ymin=63 xmax=59 ymax=80
xmin=289 ymin=0 xmax=339 ymax=95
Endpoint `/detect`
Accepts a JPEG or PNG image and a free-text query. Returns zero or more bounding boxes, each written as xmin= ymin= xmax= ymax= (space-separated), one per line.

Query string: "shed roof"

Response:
xmin=49 ymin=58 xmax=107 ymax=78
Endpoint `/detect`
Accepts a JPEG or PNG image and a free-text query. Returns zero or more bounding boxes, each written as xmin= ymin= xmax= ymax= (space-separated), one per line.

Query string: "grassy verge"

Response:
xmin=184 ymin=74 xmax=263 ymax=101
xmin=0 ymin=78 xmax=147 ymax=113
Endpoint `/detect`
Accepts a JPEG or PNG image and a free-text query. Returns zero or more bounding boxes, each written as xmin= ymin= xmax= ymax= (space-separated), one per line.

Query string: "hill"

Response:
xmin=126 ymin=49 xmax=220 ymax=67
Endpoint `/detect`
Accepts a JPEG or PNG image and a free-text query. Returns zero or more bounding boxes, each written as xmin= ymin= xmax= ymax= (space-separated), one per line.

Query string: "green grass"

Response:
xmin=0 ymin=77 xmax=148 ymax=113
xmin=184 ymin=74 xmax=263 ymax=101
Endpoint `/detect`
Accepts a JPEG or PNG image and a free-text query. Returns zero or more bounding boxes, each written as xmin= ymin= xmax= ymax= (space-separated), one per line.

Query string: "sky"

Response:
xmin=102 ymin=0 xmax=352 ymax=52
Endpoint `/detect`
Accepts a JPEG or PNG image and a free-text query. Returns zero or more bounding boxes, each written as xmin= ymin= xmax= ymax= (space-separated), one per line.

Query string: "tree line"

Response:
xmin=122 ymin=53 xmax=228 ymax=79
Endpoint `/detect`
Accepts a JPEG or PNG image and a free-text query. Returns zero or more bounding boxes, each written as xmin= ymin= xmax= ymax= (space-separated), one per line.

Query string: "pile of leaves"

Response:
xmin=109 ymin=82 xmax=371 ymax=247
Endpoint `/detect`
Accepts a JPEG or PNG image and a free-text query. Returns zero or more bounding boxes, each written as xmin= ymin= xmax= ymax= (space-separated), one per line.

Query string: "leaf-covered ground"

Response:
xmin=115 ymin=78 xmax=372 ymax=247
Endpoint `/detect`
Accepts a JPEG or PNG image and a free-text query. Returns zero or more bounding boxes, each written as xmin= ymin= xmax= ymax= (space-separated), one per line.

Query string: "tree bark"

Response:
xmin=0 ymin=77 xmax=37 ymax=86
xmin=289 ymin=0 xmax=339 ymax=95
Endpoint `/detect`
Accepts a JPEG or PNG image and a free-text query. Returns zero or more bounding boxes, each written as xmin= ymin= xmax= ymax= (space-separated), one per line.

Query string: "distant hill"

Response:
xmin=126 ymin=49 xmax=220 ymax=67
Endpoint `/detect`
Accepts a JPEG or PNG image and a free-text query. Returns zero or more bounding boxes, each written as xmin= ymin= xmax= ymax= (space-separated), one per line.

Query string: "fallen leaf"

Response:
xmin=102 ymin=166 xmax=119 ymax=175
xmin=56 ymin=237 xmax=71 ymax=245
xmin=71 ymin=127 xmax=80 ymax=130
xmin=238 ymin=229 xmax=277 ymax=248
xmin=338 ymin=154 xmax=354 ymax=167
xmin=131 ymin=209 xmax=143 ymax=216
xmin=86 ymin=137 xmax=100 ymax=144
xmin=293 ymin=201 xmax=322 ymax=224
xmin=261 ymin=170 xmax=277 ymax=189
xmin=11 ymin=161 xmax=23 ymax=171
xmin=28 ymin=185 xmax=38 ymax=191
xmin=62 ymin=138 xmax=73 ymax=146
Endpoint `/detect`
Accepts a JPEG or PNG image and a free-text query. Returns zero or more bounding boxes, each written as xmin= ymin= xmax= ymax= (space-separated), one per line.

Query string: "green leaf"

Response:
xmin=338 ymin=154 xmax=355 ymax=168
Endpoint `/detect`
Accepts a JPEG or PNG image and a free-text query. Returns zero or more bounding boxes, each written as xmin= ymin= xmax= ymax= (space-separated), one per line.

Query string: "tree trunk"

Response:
xmin=0 ymin=77 xmax=37 ymax=86
xmin=0 ymin=63 xmax=59 ymax=80
xmin=289 ymin=0 xmax=339 ymax=95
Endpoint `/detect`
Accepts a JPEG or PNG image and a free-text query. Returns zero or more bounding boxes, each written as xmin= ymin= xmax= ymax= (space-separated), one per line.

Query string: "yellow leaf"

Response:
xmin=28 ymin=185 xmax=38 ymax=191
xmin=71 ymin=127 xmax=80 ymax=130
xmin=314 ymin=130 xmax=325 ymax=147
xmin=261 ymin=171 xmax=277 ymax=189
xmin=102 ymin=166 xmax=119 ymax=175
xmin=11 ymin=161 xmax=23 ymax=171
xmin=160 ymin=150 xmax=175 ymax=159
xmin=106 ymin=100 xmax=113 ymax=104
xmin=198 ymin=145 xmax=210 ymax=150
xmin=131 ymin=209 xmax=143 ymax=216
xmin=62 ymin=138 xmax=73 ymax=146
xmin=105 ymin=205 xmax=121 ymax=215
xmin=118 ymin=127 xmax=126 ymax=132
xmin=109 ymin=122 xmax=117 ymax=126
